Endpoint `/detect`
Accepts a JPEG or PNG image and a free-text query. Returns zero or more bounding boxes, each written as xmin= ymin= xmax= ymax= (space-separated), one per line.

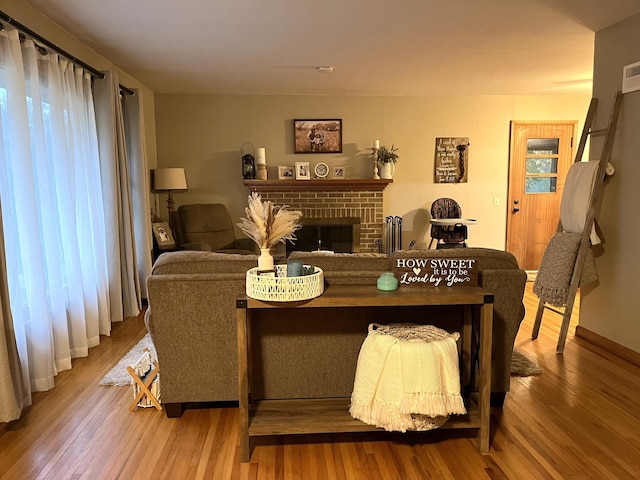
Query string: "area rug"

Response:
xmin=100 ymin=335 xmax=541 ymax=386
xmin=511 ymin=349 xmax=543 ymax=377
xmin=99 ymin=334 xmax=156 ymax=386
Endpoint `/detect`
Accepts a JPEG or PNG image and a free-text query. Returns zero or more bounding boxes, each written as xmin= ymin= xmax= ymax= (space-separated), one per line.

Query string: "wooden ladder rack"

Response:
xmin=531 ymin=91 xmax=623 ymax=353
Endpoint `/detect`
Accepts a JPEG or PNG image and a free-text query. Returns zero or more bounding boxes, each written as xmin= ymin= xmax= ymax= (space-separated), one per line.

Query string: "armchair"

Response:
xmin=172 ymin=203 xmax=258 ymax=254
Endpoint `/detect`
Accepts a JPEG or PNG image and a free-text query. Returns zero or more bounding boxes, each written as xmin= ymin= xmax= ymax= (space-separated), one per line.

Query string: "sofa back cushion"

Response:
xmin=152 ymin=250 xmax=258 ymax=275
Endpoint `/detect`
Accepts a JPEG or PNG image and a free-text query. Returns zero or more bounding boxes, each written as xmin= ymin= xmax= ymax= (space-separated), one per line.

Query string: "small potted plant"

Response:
xmin=377 ymin=144 xmax=398 ymax=179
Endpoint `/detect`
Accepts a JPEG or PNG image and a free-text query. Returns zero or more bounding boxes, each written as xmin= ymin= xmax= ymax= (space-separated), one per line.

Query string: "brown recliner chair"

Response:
xmin=172 ymin=204 xmax=258 ymax=254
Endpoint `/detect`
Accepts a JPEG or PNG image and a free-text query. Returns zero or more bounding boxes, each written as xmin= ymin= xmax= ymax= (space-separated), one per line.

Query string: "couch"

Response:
xmin=146 ymin=248 xmax=526 ymax=417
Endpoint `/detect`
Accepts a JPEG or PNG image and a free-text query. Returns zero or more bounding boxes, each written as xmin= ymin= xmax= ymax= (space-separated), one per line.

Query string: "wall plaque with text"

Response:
xmin=393 ymin=257 xmax=478 ymax=287
xmin=434 ymin=137 xmax=469 ymax=183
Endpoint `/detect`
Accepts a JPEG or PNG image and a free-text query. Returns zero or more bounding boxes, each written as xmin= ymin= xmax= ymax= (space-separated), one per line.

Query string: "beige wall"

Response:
xmin=2 ymin=0 xmax=158 ymax=174
xmin=155 ymin=94 xmax=590 ymax=249
xmin=581 ymin=13 xmax=640 ymax=352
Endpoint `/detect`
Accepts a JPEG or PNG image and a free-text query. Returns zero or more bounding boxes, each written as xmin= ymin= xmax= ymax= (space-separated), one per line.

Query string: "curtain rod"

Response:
xmin=0 ymin=10 xmax=135 ymax=96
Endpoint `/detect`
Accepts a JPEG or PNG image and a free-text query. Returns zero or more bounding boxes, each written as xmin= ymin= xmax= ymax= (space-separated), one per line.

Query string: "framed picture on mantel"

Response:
xmin=294 ymin=119 xmax=342 ymax=154
xmin=278 ymin=166 xmax=295 ymax=179
xmin=295 ymin=162 xmax=311 ymax=180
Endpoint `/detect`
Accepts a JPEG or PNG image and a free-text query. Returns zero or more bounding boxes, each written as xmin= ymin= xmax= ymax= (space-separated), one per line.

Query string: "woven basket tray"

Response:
xmin=246 ymin=265 xmax=324 ymax=302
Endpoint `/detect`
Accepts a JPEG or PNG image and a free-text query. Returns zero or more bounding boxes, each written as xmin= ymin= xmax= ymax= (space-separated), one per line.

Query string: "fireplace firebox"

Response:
xmin=287 ymin=218 xmax=361 ymax=254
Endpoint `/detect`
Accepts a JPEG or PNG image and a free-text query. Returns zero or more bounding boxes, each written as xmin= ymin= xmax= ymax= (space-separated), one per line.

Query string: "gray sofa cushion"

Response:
xmin=153 ymin=251 xmax=259 ymax=275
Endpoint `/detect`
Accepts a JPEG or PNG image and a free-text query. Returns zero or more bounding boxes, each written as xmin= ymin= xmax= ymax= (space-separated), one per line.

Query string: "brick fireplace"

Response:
xmin=243 ymin=179 xmax=392 ymax=253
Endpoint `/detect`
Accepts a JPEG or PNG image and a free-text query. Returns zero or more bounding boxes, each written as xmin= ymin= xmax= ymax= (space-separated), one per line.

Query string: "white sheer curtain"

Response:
xmin=0 ymin=29 xmax=111 ymax=393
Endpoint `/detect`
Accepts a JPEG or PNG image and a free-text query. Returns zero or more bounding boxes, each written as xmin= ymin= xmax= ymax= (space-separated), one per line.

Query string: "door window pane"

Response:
xmin=527 ymin=138 xmax=559 ymax=155
xmin=526 ymin=157 xmax=558 ymax=174
xmin=526 ymin=177 xmax=557 ymax=193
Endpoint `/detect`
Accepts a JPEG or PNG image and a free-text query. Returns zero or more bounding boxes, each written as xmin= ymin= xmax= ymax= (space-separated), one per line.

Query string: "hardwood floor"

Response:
xmin=1 ymin=283 xmax=639 ymax=479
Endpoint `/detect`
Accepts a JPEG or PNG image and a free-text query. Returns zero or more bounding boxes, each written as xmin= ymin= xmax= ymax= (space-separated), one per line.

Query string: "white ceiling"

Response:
xmin=22 ymin=0 xmax=640 ymax=96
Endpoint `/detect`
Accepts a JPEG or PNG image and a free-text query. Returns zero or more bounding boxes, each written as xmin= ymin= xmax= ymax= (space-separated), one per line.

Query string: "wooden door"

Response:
xmin=506 ymin=122 xmax=576 ymax=271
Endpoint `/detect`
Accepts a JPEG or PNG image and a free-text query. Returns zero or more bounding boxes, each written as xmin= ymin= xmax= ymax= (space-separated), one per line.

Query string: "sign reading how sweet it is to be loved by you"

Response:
xmin=393 ymin=258 xmax=478 ymax=287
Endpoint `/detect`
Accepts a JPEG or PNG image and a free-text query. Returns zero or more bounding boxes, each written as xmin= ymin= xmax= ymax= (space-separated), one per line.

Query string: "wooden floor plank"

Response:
xmin=1 ymin=283 xmax=640 ymax=479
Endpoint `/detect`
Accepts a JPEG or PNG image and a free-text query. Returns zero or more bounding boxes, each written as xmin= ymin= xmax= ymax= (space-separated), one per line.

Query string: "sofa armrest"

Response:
xmin=146 ymin=273 xmax=248 ymax=404
xmin=479 ymin=269 xmax=527 ymax=392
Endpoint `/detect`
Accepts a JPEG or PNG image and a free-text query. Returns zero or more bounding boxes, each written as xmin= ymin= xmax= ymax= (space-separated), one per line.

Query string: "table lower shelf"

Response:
xmin=248 ymin=397 xmax=480 ymax=437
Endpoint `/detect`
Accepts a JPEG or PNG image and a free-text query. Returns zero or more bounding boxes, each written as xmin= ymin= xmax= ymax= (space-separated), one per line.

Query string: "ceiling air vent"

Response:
xmin=622 ymin=60 xmax=640 ymax=94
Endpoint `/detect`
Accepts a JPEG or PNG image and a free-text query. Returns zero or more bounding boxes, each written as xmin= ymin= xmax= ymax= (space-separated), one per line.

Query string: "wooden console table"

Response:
xmin=236 ymin=284 xmax=494 ymax=461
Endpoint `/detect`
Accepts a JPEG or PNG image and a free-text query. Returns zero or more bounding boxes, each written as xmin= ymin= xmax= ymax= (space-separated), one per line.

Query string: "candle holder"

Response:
xmin=372 ymin=147 xmax=380 ymax=179
xmin=256 ymin=163 xmax=267 ymax=180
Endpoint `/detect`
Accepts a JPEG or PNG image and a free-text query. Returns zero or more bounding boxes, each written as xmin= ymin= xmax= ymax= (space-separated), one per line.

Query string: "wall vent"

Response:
xmin=622 ymin=60 xmax=640 ymax=94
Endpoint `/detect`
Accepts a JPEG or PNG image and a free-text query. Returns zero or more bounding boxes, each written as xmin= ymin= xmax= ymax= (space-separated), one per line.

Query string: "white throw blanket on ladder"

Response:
xmin=350 ymin=324 xmax=466 ymax=433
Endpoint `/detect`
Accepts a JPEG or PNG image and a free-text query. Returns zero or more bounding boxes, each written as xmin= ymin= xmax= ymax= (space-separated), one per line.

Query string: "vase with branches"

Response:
xmin=237 ymin=192 xmax=302 ymax=271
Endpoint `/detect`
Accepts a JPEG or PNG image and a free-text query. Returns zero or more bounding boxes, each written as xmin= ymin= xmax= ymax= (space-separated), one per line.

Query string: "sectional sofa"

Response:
xmin=145 ymin=248 xmax=527 ymax=417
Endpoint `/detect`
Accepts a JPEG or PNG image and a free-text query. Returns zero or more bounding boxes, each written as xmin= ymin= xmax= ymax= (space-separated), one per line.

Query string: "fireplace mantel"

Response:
xmin=243 ymin=179 xmax=392 ymax=192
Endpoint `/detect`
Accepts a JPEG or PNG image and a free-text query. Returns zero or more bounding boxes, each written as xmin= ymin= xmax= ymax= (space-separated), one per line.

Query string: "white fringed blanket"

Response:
xmin=350 ymin=324 xmax=466 ymax=433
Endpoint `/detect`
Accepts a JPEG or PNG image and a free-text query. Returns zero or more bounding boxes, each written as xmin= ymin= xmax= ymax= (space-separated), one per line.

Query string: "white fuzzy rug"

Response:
xmin=99 ymin=334 xmax=156 ymax=386
xmin=99 ymin=335 xmax=541 ymax=386
xmin=511 ymin=349 xmax=543 ymax=377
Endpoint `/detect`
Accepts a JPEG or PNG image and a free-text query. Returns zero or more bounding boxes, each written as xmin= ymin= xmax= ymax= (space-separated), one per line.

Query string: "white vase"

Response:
xmin=380 ymin=162 xmax=395 ymax=179
xmin=258 ymin=248 xmax=274 ymax=271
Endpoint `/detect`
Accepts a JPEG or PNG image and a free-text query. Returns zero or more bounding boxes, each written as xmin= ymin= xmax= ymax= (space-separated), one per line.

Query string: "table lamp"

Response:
xmin=152 ymin=168 xmax=188 ymax=215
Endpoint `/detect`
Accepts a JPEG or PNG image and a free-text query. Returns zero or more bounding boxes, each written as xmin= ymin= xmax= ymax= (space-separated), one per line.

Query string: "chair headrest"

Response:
xmin=430 ymin=198 xmax=462 ymax=219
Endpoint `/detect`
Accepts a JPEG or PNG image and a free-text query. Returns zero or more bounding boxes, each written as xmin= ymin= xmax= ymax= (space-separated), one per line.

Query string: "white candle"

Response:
xmin=373 ymin=140 xmax=380 ymax=149
xmin=256 ymin=147 xmax=266 ymax=165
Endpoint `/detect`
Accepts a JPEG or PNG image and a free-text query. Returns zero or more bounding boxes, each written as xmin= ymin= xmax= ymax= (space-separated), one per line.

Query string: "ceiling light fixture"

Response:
xmin=317 ymin=66 xmax=333 ymax=73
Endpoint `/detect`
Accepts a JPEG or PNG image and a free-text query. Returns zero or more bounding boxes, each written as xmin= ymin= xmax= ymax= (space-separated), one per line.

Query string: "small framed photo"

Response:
xmin=293 ymin=119 xmax=342 ymax=154
xmin=295 ymin=162 xmax=311 ymax=180
xmin=333 ymin=166 xmax=346 ymax=179
xmin=152 ymin=222 xmax=175 ymax=247
xmin=278 ymin=166 xmax=295 ymax=179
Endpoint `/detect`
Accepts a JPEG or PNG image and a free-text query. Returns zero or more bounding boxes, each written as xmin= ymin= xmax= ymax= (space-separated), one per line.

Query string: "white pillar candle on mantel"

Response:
xmin=373 ymin=140 xmax=380 ymax=149
xmin=256 ymin=147 xmax=266 ymax=165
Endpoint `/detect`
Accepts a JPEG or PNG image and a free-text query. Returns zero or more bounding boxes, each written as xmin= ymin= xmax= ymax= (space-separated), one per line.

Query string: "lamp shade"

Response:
xmin=153 ymin=168 xmax=187 ymax=191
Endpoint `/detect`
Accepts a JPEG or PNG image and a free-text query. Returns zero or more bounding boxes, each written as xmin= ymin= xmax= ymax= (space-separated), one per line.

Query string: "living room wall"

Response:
xmin=155 ymin=94 xmax=589 ymax=250
xmin=580 ymin=12 xmax=640 ymax=353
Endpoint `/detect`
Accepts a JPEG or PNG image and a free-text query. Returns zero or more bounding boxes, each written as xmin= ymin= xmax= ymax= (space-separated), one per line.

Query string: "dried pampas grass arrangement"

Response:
xmin=238 ymin=192 xmax=302 ymax=249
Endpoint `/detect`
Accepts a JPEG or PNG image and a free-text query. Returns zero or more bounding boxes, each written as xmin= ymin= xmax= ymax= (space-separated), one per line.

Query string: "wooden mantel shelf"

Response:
xmin=243 ymin=179 xmax=392 ymax=192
